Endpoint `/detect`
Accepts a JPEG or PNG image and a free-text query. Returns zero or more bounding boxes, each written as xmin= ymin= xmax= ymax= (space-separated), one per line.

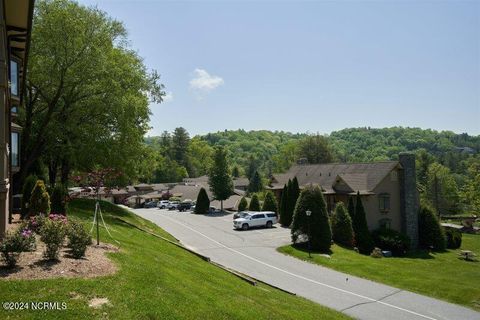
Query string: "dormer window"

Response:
xmin=10 ymin=59 xmax=19 ymax=97
xmin=379 ymin=193 xmax=390 ymax=213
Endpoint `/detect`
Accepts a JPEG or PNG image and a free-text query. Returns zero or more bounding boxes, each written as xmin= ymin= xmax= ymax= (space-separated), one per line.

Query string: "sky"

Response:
xmin=78 ymin=0 xmax=480 ymax=137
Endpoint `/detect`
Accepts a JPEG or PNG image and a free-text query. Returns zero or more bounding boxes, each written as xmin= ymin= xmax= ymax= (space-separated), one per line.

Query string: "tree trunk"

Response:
xmin=48 ymin=161 xmax=58 ymax=187
xmin=221 ymin=200 xmax=224 ymax=212
xmin=60 ymin=158 xmax=70 ymax=187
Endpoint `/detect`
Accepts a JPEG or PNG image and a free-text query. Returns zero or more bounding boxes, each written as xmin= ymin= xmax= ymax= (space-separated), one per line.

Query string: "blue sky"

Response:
xmin=78 ymin=0 xmax=480 ymax=136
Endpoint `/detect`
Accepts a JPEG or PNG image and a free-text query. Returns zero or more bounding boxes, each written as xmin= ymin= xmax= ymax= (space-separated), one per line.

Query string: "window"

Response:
xmin=10 ymin=60 xmax=19 ymax=97
xmin=378 ymin=218 xmax=391 ymax=229
xmin=252 ymin=214 xmax=265 ymax=219
xmin=266 ymin=213 xmax=276 ymax=218
xmin=11 ymin=105 xmax=18 ymax=114
xmin=11 ymin=132 xmax=19 ymax=167
xmin=378 ymin=193 xmax=390 ymax=213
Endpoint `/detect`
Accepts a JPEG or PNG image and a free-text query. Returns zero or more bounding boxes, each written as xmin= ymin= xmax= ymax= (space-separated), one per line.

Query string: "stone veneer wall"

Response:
xmin=399 ymin=152 xmax=419 ymax=248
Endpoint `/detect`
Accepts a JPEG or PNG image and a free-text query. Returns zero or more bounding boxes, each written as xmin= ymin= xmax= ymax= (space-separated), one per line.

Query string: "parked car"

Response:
xmin=144 ymin=201 xmax=158 ymax=208
xmin=167 ymin=201 xmax=180 ymax=210
xmin=177 ymin=202 xmax=193 ymax=212
xmin=157 ymin=200 xmax=170 ymax=209
xmin=233 ymin=212 xmax=277 ymax=230
xmin=233 ymin=211 xmax=250 ymax=220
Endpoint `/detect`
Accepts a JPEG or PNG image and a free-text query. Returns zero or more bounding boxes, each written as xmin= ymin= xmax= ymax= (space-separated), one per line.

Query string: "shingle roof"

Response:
xmin=270 ymin=161 xmax=400 ymax=194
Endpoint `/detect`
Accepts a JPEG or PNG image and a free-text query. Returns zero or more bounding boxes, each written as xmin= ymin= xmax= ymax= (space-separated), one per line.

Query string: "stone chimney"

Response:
xmin=399 ymin=152 xmax=419 ymax=249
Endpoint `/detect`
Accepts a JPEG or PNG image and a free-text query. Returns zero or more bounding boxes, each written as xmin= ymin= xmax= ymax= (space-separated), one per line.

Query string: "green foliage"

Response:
xmin=248 ymin=170 xmax=263 ymax=194
xmin=238 ymin=197 xmax=248 ymax=212
xmin=282 ymin=178 xmax=300 ymax=227
xmin=279 ymin=184 xmax=288 ymax=225
xmin=194 ymin=188 xmax=210 ymax=214
xmin=248 ymin=194 xmax=261 ymax=211
xmin=297 ymin=134 xmax=334 ymax=164
xmin=0 ymin=229 xmax=36 ymax=268
xmin=66 ymin=220 xmax=92 ymax=259
xmin=418 ymin=205 xmax=446 ymax=251
xmin=40 ymin=215 xmax=68 ymax=260
xmin=347 ymin=196 xmax=355 ymax=221
xmin=169 ymin=196 xmax=181 ymax=202
xmin=424 ymin=163 xmax=460 ymax=215
xmin=29 ymin=180 xmax=51 ymax=216
xmin=331 ymin=202 xmax=354 ymax=247
xmin=232 ymin=166 xmax=240 ymax=178
xmin=460 ymin=161 xmax=480 ymax=215
xmin=51 ymin=184 xmax=67 ymax=214
xmin=352 ymin=193 xmax=374 ymax=254
xmin=444 ymin=228 xmax=462 ymax=249
xmin=21 ymin=174 xmax=38 ymax=218
xmin=262 ymin=191 xmax=278 ymax=213
xmin=291 ymin=186 xmax=332 ymax=252
xmin=371 ymin=229 xmax=411 ymax=256
xmin=209 ymin=147 xmax=233 ymax=210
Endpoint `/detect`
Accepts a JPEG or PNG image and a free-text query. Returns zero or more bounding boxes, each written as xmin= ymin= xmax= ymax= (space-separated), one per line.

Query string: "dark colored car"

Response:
xmin=177 ymin=202 xmax=193 ymax=212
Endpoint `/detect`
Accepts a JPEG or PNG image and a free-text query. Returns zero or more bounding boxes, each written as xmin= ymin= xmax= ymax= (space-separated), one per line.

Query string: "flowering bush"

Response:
xmin=26 ymin=215 xmax=46 ymax=233
xmin=40 ymin=217 xmax=67 ymax=260
xmin=48 ymin=213 xmax=68 ymax=224
xmin=67 ymin=220 xmax=92 ymax=259
xmin=0 ymin=228 xmax=37 ymax=268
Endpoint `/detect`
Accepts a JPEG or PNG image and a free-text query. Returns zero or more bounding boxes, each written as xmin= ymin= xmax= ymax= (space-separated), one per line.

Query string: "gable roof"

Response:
xmin=269 ymin=161 xmax=400 ymax=194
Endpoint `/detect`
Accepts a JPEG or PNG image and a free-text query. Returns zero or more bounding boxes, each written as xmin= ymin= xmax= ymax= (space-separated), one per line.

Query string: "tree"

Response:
xmin=418 ymin=205 xmax=446 ymax=251
xmin=283 ymin=178 xmax=300 ymax=227
xmin=248 ymin=170 xmax=263 ymax=194
xmin=50 ymin=184 xmax=67 ymax=214
xmin=208 ymin=147 xmax=233 ymax=211
xmin=172 ymin=127 xmax=190 ymax=167
xmin=17 ymin=0 xmax=164 ymax=191
xmin=424 ymin=163 xmax=460 ymax=216
xmin=279 ymin=184 xmax=288 ymax=225
xmin=248 ymin=194 xmax=261 ymax=211
xmin=352 ymin=192 xmax=374 ymax=254
xmin=194 ymin=188 xmax=210 ymax=214
xmin=297 ymin=134 xmax=334 ymax=164
xmin=246 ymin=155 xmax=260 ymax=180
xmin=331 ymin=202 xmax=354 ymax=247
xmin=291 ymin=186 xmax=332 ymax=252
xmin=232 ymin=166 xmax=240 ymax=178
xmin=238 ymin=197 xmax=248 ymax=212
xmin=262 ymin=191 xmax=278 ymax=214
xmin=21 ymin=174 xmax=38 ymax=218
xmin=347 ymin=196 xmax=355 ymax=221
xmin=29 ymin=180 xmax=51 ymax=216
xmin=187 ymin=138 xmax=213 ymax=177
xmin=460 ymin=162 xmax=480 ymax=215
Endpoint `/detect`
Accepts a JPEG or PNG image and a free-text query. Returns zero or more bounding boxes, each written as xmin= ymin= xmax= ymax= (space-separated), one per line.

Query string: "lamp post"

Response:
xmin=306 ymin=210 xmax=312 ymax=258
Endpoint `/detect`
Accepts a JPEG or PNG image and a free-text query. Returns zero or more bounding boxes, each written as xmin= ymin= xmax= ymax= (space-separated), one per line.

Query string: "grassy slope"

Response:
xmin=0 ymin=199 xmax=350 ymax=320
xmin=279 ymin=235 xmax=480 ymax=311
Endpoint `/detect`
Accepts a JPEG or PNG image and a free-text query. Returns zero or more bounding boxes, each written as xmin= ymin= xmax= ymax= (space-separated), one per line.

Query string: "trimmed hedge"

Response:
xmin=194 ymin=187 xmax=210 ymax=214
xmin=262 ymin=191 xmax=278 ymax=214
xmin=331 ymin=202 xmax=354 ymax=247
xmin=238 ymin=197 xmax=248 ymax=212
xmin=371 ymin=228 xmax=411 ymax=256
xmin=352 ymin=192 xmax=374 ymax=255
xmin=248 ymin=194 xmax=260 ymax=211
xmin=419 ymin=205 xmax=446 ymax=251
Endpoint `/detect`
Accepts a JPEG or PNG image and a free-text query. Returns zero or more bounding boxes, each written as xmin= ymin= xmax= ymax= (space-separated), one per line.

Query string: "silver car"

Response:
xmin=233 ymin=211 xmax=277 ymax=230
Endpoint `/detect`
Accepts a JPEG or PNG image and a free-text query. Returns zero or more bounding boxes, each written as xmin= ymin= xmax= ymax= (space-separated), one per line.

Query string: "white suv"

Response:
xmin=233 ymin=211 xmax=277 ymax=230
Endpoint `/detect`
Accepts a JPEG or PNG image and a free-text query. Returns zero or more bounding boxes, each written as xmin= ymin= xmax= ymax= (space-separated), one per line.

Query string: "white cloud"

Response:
xmin=163 ymin=91 xmax=173 ymax=103
xmin=189 ymin=68 xmax=224 ymax=94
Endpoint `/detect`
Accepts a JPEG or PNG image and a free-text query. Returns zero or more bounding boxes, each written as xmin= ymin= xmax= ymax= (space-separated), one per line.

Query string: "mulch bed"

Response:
xmin=0 ymin=238 xmax=119 ymax=280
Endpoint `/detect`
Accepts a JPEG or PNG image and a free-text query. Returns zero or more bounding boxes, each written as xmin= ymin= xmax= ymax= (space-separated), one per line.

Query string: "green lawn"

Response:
xmin=0 ymin=199 xmax=350 ymax=320
xmin=278 ymin=235 xmax=480 ymax=311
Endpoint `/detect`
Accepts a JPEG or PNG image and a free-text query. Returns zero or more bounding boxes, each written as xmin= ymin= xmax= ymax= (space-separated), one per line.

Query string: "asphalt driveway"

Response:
xmin=132 ymin=208 xmax=479 ymax=320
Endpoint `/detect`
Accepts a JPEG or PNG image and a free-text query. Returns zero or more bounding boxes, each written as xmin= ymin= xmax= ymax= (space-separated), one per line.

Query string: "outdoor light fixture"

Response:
xmin=306 ymin=210 xmax=312 ymax=258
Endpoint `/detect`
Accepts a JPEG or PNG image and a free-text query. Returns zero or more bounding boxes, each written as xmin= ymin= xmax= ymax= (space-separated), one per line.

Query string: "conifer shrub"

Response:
xmin=238 ymin=197 xmax=248 ymax=212
xmin=444 ymin=227 xmax=462 ymax=249
xmin=352 ymin=192 xmax=374 ymax=254
xmin=279 ymin=184 xmax=288 ymax=226
xmin=262 ymin=191 xmax=278 ymax=214
xmin=51 ymin=184 xmax=68 ymax=215
xmin=331 ymin=202 xmax=354 ymax=247
xmin=291 ymin=186 xmax=332 ymax=252
xmin=248 ymin=194 xmax=261 ymax=211
xmin=194 ymin=187 xmax=210 ymax=214
xmin=29 ymin=180 xmax=51 ymax=216
xmin=418 ymin=205 xmax=446 ymax=251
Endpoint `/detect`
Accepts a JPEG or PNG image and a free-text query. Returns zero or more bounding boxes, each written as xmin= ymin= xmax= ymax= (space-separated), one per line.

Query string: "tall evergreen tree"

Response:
xmin=208 ymin=147 xmax=233 ymax=212
xmin=172 ymin=127 xmax=190 ymax=167
xmin=248 ymin=170 xmax=263 ymax=194
xmin=238 ymin=196 xmax=248 ymax=212
xmin=279 ymin=184 xmax=288 ymax=225
xmin=291 ymin=186 xmax=332 ymax=252
xmin=194 ymin=187 xmax=210 ymax=214
xmin=284 ymin=178 xmax=300 ymax=226
xmin=29 ymin=180 xmax=51 ymax=216
xmin=419 ymin=205 xmax=446 ymax=251
xmin=347 ymin=196 xmax=355 ymax=221
xmin=352 ymin=192 xmax=374 ymax=254
xmin=50 ymin=184 xmax=67 ymax=214
xmin=232 ymin=166 xmax=240 ymax=178
xmin=248 ymin=194 xmax=261 ymax=211
xmin=262 ymin=191 xmax=278 ymax=214
xmin=331 ymin=202 xmax=354 ymax=247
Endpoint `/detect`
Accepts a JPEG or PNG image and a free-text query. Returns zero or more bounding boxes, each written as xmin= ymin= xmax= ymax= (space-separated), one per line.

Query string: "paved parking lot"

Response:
xmin=132 ymin=208 xmax=480 ymax=320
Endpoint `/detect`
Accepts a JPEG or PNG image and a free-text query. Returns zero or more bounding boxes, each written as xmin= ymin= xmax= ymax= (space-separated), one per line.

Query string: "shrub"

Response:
xmin=418 ymin=205 xmax=446 ymax=251
xmin=370 ymin=247 xmax=383 ymax=258
xmin=248 ymin=194 xmax=261 ymax=211
xmin=26 ymin=215 xmax=46 ymax=233
xmin=291 ymin=186 xmax=332 ymax=252
xmin=0 ymin=228 xmax=36 ymax=268
xmin=331 ymin=202 xmax=354 ymax=247
xmin=51 ymin=184 xmax=68 ymax=215
xmin=445 ymin=228 xmax=462 ymax=249
xmin=352 ymin=192 xmax=374 ymax=254
xmin=194 ymin=187 xmax=210 ymax=214
xmin=262 ymin=191 xmax=278 ymax=214
xmin=371 ymin=228 xmax=411 ymax=256
xmin=40 ymin=215 xmax=68 ymax=260
xmin=238 ymin=197 xmax=248 ymax=212
xmin=21 ymin=174 xmax=38 ymax=218
xmin=169 ymin=196 xmax=181 ymax=202
xmin=279 ymin=184 xmax=288 ymax=226
xmin=29 ymin=180 xmax=51 ymax=216
xmin=67 ymin=220 xmax=92 ymax=258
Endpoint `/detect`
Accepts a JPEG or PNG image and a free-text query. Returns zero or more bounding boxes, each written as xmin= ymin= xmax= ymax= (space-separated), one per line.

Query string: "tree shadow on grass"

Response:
xmin=291 ymin=242 xmax=333 ymax=256
xmin=0 ymin=265 xmax=23 ymax=277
